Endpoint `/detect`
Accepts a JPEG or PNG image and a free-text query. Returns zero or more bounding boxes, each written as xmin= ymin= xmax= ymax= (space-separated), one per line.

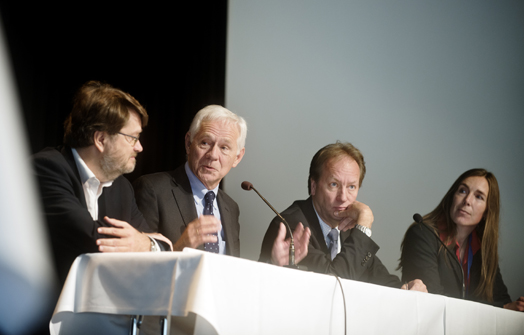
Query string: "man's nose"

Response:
xmin=338 ymin=187 xmax=348 ymax=202
xmin=206 ymin=144 xmax=219 ymax=159
xmin=134 ymin=139 xmax=143 ymax=152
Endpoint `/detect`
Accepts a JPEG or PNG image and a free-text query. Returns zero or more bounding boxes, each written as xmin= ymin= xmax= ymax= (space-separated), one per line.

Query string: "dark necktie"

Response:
xmin=203 ymin=191 xmax=219 ymax=253
xmin=328 ymin=228 xmax=338 ymax=260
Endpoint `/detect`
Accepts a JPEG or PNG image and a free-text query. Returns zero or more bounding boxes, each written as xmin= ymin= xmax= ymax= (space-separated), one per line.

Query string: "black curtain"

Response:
xmin=0 ymin=3 xmax=227 ymax=334
xmin=0 ymin=2 xmax=227 ymax=183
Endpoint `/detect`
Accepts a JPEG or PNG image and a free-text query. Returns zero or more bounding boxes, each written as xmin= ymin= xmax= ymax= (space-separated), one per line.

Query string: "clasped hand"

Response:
xmin=333 ymin=201 xmax=374 ymax=231
xmin=96 ymin=216 xmax=151 ymax=252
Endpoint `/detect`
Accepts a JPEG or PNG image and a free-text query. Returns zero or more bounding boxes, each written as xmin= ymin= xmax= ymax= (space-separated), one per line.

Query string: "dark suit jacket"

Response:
xmin=33 ymin=146 xmax=154 ymax=284
xmin=133 ymin=165 xmax=241 ymax=256
xmin=400 ymin=223 xmax=512 ymax=307
xmin=259 ymin=197 xmax=401 ymax=287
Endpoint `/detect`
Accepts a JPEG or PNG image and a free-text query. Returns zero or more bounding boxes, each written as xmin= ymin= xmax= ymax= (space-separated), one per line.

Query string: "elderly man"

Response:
xmin=134 ymin=105 xmax=246 ymax=255
xmin=33 ymin=81 xmax=171 ymax=284
xmin=259 ymin=142 xmax=426 ymax=291
xmin=135 ymin=105 xmax=310 ymax=259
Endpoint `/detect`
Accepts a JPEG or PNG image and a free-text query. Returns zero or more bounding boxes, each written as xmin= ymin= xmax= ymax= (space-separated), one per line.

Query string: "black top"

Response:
xmin=400 ymin=223 xmax=511 ymax=307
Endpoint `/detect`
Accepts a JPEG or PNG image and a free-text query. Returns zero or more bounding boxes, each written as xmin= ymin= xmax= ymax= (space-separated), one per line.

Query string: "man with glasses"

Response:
xmin=33 ymin=81 xmax=171 ymax=284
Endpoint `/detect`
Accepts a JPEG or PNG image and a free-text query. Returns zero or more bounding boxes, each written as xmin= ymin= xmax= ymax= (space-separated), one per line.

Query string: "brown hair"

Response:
xmin=308 ymin=141 xmax=366 ymax=194
xmin=63 ymin=81 xmax=148 ymax=148
xmin=419 ymin=168 xmax=499 ymax=302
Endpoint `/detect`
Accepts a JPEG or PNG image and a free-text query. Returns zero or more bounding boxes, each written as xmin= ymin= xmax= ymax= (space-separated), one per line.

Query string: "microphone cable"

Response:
xmin=328 ymin=272 xmax=347 ymax=335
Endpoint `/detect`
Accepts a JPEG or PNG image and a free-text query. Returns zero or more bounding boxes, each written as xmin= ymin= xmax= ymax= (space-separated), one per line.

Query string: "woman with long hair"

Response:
xmin=399 ymin=169 xmax=523 ymax=310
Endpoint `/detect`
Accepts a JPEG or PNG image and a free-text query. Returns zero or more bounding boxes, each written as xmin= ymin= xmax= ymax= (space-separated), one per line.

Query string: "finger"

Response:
xmin=338 ymin=217 xmax=356 ymax=232
xmin=196 ymin=216 xmax=222 ymax=233
xmin=301 ymin=227 xmax=311 ymax=245
xmin=292 ymin=222 xmax=305 ymax=240
xmin=99 ymin=245 xmax=130 ymax=252
xmin=333 ymin=209 xmax=351 ymax=218
xmin=97 ymin=237 xmax=126 ymax=250
xmin=103 ymin=216 xmax=129 ymax=228
xmin=276 ymin=222 xmax=287 ymax=242
xmin=98 ymin=227 xmax=128 ymax=238
xmin=201 ymin=234 xmax=219 ymax=244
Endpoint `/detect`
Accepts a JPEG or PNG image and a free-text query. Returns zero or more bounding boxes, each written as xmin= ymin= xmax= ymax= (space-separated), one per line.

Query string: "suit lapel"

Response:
xmin=302 ymin=198 xmax=330 ymax=254
xmin=170 ymin=166 xmax=198 ymax=227
xmin=217 ymin=190 xmax=233 ymax=244
xmin=61 ymin=146 xmax=88 ymax=210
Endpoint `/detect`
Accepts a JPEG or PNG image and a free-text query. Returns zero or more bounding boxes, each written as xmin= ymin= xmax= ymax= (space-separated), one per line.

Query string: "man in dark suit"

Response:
xmin=134 ymin=105 xmax=309 ymax=260
xmin=33 ymin=81 xmax=171 ymax=284
xmin=259 ymin=142 xmax=426 ymax=291
xmin=134 ymin=105 xmax=246 ymax=255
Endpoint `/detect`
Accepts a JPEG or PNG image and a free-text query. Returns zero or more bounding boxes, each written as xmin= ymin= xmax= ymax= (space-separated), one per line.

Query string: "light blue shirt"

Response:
xmin=184 ymin=162 xmax=226 ymax=254
xmin=313 ymin=204 xmax=341 ymax=254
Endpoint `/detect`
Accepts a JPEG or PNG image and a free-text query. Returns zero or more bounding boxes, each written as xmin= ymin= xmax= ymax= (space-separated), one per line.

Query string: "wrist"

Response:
xmin=146 ymin=235 xmax=160 ymax=252
xmin=355 ymin=224 xmax=372 ymax=237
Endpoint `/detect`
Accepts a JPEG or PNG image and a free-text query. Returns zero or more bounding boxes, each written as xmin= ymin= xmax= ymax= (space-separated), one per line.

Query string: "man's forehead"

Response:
xmin=198 ymin=120 xmax=239 ymax=140
xmin=120 ymin=111 xmax=142 ymax=132
xmin=323 ymin=156 xmax=360 ymax=179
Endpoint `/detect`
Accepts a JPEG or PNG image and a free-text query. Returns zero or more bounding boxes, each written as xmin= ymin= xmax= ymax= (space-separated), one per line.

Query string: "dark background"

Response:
xmin=0 ymin=1 xmax=227 ymax=183
xmin=0 ymin=3 xmax=227 ymax=334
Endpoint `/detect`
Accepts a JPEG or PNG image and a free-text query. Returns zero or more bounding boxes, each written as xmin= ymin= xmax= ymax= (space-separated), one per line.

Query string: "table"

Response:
xmin=50 ymin=249 xmax=524 ymax=335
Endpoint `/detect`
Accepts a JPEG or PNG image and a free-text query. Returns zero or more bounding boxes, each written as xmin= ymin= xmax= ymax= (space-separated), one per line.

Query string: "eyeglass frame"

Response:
xmin=117 ymin=132 xmax=140 ymax=146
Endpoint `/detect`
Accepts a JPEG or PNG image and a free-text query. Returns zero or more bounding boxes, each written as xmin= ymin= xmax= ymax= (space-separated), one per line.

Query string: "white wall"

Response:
xmin=225 ymin=1 xmax=524 ymax=300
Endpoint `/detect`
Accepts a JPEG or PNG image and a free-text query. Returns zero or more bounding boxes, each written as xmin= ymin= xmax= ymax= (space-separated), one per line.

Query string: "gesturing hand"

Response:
xmin=172 ymin=215 xmax=222 ymax=251
xmin=271 ymin=222 xmax=311 ymax=266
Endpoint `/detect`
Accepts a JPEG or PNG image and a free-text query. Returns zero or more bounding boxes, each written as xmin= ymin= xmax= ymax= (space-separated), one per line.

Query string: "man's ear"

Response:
xmin=310 ymin=178 xmax=317 ymax=196
xmin=232 ymin=147 xmax=245 ymax=168
xmin=93 ymin=131 xmax=107 ymax=153
xmin=185 ymin=132 xmax=191 ymax=154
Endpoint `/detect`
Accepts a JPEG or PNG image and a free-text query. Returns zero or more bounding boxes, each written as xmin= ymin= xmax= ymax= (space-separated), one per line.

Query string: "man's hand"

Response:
xmin=334 ymin=201 xmax=374 ymax=231
xmin=504 ymin=297 xmax=524 ymax=312
xmin=172 ymin=215 xmax=222 ymax=251
xmin=97 ymin=217 xmax=151 ymax=252
xmin=401 ymin=279 xmax=427 ymax=293
xmin=271 ymin=222 xmax=311 ymax=266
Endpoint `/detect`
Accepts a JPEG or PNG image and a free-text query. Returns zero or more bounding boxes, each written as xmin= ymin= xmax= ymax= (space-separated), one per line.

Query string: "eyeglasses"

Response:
xmin=118 ymin=132 xmax=140 ymax=146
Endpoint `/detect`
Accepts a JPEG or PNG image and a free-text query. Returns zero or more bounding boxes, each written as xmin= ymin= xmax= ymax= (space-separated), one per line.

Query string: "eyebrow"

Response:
xmin=460 ymin=183 xmax=487 ymax=197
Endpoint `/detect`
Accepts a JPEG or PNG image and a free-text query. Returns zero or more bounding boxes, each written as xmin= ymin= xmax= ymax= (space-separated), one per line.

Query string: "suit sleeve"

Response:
xmin=33 ymin=152 xmax=114 ymax=282
xmin=491 ymin=266 xmax=512 ymax=307
xmin=133 ymin=175 xmax=161 ymax=232
xmin=400 ymin=224 xmax=444 ymax=294
xmin=305 ymin=228 xmax=401 ymax=287
xmin=34 ymin=153 xmax=109 ymax=254
xmin=260 ymin=208 xmax=400 ymax=287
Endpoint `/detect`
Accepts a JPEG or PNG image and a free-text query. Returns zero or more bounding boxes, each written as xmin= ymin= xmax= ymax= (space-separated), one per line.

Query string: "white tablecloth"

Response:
xmin=50 ymin=249 xmax=524 ymax=335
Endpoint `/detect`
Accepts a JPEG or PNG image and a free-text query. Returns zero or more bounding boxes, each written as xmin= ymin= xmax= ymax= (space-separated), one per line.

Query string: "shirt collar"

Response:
xmin=312 ymin=203 xmax=339 ymax=243
xmin=71 ymin=148 xmax=113 ymax=187
xmin=185 ymin=162 xmax=219 ymax=202
xmin=439 ymin=225 xmax=481 ymax=256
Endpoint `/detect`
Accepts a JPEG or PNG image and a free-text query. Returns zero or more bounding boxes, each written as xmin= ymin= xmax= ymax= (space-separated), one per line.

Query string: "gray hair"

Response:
xmin=188 ymin=105 xmax=247 ymax=153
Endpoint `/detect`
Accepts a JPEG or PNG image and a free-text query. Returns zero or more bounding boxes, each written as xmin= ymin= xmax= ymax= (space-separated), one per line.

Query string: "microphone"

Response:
xmin=241 ymin=181 xmax=296 ymax=267
xmin=412 ymin=213 xmax=465 ymax=299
